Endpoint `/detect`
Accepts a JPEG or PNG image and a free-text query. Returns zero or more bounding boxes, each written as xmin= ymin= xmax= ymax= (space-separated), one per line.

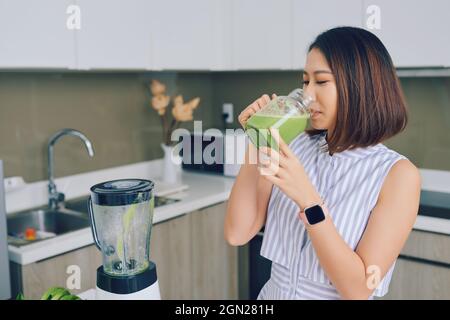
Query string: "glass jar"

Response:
xmin=245 ymin=88 xmax=313 ymax=150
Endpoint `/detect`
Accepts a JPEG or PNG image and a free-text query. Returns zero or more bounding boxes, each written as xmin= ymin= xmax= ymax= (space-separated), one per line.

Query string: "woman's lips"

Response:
xmin=311 ymin=111 xmax=322 ymax=119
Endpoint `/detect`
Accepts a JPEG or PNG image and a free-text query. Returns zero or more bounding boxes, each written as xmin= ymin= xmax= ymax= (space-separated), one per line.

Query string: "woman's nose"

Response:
xmin=304 ymin=86 xmax=316 ymax=102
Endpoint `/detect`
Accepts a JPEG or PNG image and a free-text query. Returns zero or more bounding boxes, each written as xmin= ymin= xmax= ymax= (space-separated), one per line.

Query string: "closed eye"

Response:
xmin=303 ymin=80 xmax=329 ymax=86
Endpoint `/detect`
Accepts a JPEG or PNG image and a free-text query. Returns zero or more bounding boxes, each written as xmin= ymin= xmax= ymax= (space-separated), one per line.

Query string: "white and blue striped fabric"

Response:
xmin=258 ymin=131 xmax=407 ymax=300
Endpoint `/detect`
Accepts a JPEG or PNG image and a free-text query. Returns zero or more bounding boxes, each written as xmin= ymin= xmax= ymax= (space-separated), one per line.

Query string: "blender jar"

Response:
xmin=88 ymin=179 xmax=155 ymax=276
xmin=245 ymin=88 xmax=313 ymax=149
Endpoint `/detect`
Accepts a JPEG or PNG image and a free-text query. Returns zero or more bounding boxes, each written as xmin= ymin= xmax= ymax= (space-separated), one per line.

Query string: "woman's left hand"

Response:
xmin=258 ymin=128 xmax=322 ymax=210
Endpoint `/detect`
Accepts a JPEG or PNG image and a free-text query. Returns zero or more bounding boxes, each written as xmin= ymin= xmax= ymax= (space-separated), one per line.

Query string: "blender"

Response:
xmin=88 ymin=179 xmax=161 ymax=300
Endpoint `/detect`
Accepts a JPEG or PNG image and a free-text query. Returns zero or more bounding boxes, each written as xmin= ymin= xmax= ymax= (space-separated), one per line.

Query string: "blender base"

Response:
xmin=95 ymin=280 xmax=161 ymax=300
xmin=95 ymin=261 xmax=161 ymax=300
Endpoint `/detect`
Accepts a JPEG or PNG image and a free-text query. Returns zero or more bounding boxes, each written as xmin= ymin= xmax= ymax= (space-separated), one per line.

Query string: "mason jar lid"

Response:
xmin=90 ymin=179 xmax=154 ymax=206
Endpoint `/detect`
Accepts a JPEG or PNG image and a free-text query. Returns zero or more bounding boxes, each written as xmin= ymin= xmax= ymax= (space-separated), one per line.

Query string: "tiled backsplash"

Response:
xmin=0 ymin=71 xmax=449 ymax=182
xmin=212 ymin=72 xmax=450 ymax=171
xmin=0 ymin=72 xmax=215 ymax=182
xmin=385 ymin=77 xmax=450 ymax=169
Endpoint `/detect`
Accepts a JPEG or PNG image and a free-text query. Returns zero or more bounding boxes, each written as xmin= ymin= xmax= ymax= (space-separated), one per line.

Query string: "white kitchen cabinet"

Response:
xmin=292 ymin=0 xmax=363 ymax=70
xmin=362 ymin=0 xmax=450 ymax=67
xmin=230 ymin=0 xmax=292 ymax=70
xmin=0 ymin=0 xmax=76 ymax=69
xmin=151 ymin=0 xmax=229 ymax=70
xmin=75 ymin=0 xmax=153 ymax=70
xmin=2 ymin=0 xmax=448 ymax=71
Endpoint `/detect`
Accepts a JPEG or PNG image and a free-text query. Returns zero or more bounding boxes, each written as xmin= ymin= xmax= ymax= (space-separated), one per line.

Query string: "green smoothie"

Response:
xmin=245 ymin=113 xmax=309 ymax=150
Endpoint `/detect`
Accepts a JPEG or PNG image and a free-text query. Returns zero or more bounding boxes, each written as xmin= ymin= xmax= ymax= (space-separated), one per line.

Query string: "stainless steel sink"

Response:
xmin=7 ymin=194 xmax=181 ymax=247
xmin=64 ymin=195 xmax=180 ymax=214
xmin=7 ymin=207 xmax=89 ymax=247
xmin=64 ymin=197 xmax=89 ymax=214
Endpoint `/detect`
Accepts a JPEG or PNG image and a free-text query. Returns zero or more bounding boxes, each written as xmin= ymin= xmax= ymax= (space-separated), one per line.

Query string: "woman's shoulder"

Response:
xmin=377 ymin=157 xmax=421 ymax=220
xmin=384 ymin=156 xmax=420 ymax=186
xmin=374 ymin=145 xmax=420 ymax=197
xmin=374 ymin=143 xmax=409 ymax=161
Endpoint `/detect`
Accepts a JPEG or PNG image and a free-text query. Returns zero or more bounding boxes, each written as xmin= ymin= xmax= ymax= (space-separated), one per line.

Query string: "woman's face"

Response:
xmin=302 ymin=48 xmax=338 ymax=135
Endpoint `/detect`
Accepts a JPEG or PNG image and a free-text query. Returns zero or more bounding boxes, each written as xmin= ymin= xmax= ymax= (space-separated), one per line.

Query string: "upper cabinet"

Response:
xmin=76 ymin=0 xmax=153 ymax=70
xmin=151 ymin=0 xmax=227 ymax=71
xmin=361 ymin=0 xmax=450 ymax=67
xmin=230 ymin=0 xmax=292 ymax=70
xmin=292 ymin=0 xmax=363 ymax=70
xmin=0 ymin=0 xmax=449 ymax=70
xmin=0 ymin=0 xmax=76 ymax=69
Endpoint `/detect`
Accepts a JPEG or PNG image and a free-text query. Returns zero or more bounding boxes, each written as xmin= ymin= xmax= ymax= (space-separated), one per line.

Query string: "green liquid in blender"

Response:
xmin=245 ymin=113 xmax=309 ymax=150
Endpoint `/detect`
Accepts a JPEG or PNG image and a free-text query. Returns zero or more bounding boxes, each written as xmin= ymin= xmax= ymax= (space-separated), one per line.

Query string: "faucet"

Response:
xmin=47 ymin=129 xmax=94 ymax=210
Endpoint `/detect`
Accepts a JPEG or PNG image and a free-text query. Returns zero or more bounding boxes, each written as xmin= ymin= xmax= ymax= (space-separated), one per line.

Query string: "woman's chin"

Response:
xmin=310 ymin=121 xmax=325 ymax=130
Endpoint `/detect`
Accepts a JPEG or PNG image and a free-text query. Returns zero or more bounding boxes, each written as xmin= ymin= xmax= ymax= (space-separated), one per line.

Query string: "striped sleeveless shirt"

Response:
xmin=258 ymin=131 xmax=408 ymax=300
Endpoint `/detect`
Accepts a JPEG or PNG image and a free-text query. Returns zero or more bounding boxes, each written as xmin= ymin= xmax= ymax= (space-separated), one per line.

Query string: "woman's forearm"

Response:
xmin=296 ymin=189 xmax=372 ymax=299
xmin=305 ymin=214 xmax=372 ymax=299
xmin=225 ymin=145 xmax=263 ymax=244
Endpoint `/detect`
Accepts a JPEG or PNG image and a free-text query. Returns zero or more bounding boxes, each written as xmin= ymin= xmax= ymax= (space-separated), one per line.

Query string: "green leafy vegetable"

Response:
xmin=16 ymin=287 xmax=81 ymax=300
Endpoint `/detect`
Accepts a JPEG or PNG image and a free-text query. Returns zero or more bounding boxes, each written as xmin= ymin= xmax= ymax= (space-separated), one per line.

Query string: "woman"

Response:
xmin=224 ymin=26 xmax=421 ymax=300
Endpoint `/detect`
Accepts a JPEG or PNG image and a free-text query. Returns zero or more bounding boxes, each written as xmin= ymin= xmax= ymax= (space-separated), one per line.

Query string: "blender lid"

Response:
xmin=90 ymin=179 xmax=154 ymax=206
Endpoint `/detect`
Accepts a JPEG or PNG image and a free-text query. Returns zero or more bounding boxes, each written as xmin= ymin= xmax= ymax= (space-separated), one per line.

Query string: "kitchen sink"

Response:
xmin=64 ymin=197 xmax=90 ymax=214
xmin=64 ymin=195 xmax=180 ymax=214
xmin=7 ymin=207 xmax=90 ymax=247
xmin=7 ymin=194 xmax=180 ymax=247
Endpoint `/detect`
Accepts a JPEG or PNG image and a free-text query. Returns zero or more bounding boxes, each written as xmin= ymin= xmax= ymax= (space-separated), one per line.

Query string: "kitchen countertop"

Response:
xmin=7 ymin=160 xmax=236 ymax=265
xmin=6 ymin=160 xmax=450 ymax=265
xmin=414 ymin=189 xmax=450 ymax=235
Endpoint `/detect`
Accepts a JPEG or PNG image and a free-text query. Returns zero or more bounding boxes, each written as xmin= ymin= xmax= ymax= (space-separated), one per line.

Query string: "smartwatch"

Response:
xmin=301 ymin=203 xmax=327 ymax=225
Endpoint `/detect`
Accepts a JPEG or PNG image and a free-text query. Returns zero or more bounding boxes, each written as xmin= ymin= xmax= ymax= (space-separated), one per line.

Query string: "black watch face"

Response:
xmin=305 ymin=205 xmax=325 ymax=225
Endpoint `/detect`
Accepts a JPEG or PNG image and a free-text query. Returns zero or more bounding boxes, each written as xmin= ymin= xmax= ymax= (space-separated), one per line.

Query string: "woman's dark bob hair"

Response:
xmin=305 ymin=26 xmax=408 ymax=154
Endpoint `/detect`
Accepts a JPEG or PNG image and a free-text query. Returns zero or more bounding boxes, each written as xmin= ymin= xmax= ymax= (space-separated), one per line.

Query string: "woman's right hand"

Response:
xmin=238 ymin=93 xmax=277 ymax=129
